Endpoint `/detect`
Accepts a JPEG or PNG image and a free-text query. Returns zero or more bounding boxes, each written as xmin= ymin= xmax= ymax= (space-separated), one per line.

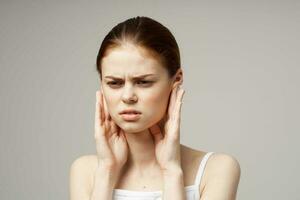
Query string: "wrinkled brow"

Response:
xmin=104 ymin=74 xmax=156 ymax=80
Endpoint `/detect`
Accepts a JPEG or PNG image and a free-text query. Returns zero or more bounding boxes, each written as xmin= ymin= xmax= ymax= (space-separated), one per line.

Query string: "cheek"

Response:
xmin=103 ymin=87 xmax=171 ymax=131
xmin=145 ymin=89 xmax=171 ymax=119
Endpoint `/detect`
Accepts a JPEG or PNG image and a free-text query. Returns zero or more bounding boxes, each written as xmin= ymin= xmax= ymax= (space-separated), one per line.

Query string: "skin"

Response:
xmin=69 ymin=42 xmax=241 ymax=200
xmin=99 ymin=42 xmax=184 ymax=174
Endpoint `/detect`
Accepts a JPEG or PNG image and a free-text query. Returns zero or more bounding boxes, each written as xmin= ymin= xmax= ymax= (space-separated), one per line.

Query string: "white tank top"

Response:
xmin=112 ymin=151 xmax=215 ymax=200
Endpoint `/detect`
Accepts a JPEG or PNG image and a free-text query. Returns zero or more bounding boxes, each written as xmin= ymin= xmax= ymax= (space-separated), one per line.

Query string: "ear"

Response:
xmin=172 ymin=68 xmax=183 ymax=89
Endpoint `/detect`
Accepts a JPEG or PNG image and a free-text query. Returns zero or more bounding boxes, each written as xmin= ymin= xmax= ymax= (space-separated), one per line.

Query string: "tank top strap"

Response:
xmin=194 ymin=152 xmax=215 ymax=186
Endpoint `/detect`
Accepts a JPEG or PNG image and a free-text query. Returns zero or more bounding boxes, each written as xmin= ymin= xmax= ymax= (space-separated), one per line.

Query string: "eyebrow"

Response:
xmin=104 ymin=74 xmax=156 ymax=80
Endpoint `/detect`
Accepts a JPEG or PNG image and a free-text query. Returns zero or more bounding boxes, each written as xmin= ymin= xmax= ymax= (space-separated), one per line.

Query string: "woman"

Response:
xmin=70 ymin=16 xmax=241 ymax=200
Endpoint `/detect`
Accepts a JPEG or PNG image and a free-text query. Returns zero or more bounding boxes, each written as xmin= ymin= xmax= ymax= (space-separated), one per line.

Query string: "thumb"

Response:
xmin=149 ymin=124 xmax=163 ymax=145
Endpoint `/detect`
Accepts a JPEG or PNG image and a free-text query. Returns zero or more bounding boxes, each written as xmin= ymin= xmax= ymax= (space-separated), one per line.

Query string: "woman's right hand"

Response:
xmin=94 ymin=89 xmax=128 ymax=173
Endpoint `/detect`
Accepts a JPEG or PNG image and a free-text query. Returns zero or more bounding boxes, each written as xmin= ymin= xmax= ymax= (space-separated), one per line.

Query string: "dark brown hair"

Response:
xmin=96 ymin=16 xmax=181 ymax=80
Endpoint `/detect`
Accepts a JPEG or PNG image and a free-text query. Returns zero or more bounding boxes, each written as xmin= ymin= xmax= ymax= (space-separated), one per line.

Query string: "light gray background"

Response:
xmin=0 ymin=0 xmax=299 ymax=199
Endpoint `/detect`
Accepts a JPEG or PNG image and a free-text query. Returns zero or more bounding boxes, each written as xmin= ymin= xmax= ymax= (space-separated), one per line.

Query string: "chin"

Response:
xmin=117 ymin=118 xmax=156 ymax=134
xmin=119 ymin=123 xmax=146 ymax=133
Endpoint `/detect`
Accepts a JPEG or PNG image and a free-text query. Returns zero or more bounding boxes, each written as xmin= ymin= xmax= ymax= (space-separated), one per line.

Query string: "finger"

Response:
xmin=168 ymin=85 xmax=179 ymax=120
xmin=167 ymin=85 xmax=178 ymax=119
xmin=149 ymin=124 xmax=163 ymax=145
xmin=99 ymin=90 xmax=111 ymax=131
xmin=94 ymin=91 xmax=107 ymax=140
xmin=94 ymin=90 xmax=113 ymax=160
xmin=99 ymin=90 xmax=105 ymax=125
xmin=165 ymin=88 xmax=184 ymax=141
xmin=176 ymin=87 xmax=185 ymax=105
xmin=174 ymin=88 xmax=185 ymax=123
xmin=101 ymin=90 xmax=111 ymax=121
xmin=94 ymin=91 xmax=101 ymax=138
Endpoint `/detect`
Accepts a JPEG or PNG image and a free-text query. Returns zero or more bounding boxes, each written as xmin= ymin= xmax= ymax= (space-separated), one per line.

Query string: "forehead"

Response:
xmin=101 ymin=44 xmax=166 ymax=77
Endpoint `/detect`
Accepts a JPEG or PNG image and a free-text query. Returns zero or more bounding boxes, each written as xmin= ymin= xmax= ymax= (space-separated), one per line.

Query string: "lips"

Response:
xmin=120 ymin=113 xmax=141 ymax=121
xmin=119 ymin=109 xmax=141 ymax=121
xmin=119 ymin=109 xmax=141 ymax=114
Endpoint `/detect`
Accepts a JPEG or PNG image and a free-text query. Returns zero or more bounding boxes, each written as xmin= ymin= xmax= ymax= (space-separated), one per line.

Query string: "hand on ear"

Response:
xmin=148 ymin=84 xmax=185 ymax=171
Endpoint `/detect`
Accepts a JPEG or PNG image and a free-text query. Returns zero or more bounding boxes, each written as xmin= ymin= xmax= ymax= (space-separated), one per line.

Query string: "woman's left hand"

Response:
xmin=148 ymin=85 xmax=185 ymax=173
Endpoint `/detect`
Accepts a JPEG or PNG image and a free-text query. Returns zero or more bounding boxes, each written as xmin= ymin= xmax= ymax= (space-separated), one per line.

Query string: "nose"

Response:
xmin=122 ymin=85 xmax=138 ymax=104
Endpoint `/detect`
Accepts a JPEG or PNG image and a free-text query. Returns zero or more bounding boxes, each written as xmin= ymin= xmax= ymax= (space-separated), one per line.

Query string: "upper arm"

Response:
xmin=69 ymin=155 xmax=97 ymax=200
xmin=200 ymin=153 xmax=241 ymax=200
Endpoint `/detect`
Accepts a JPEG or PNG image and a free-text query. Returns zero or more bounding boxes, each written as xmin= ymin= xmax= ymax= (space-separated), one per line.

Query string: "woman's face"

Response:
xmin=100 ymin=44 xmax=175 ymax=133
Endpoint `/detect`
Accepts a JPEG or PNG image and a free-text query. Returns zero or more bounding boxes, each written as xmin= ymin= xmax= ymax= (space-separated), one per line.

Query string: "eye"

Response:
xmin=106 ymin=80 xmax=154 ymax=88
xmin=107 ymin=81 xmax=123 ymax=88
xmin=136 ymin=80 xmax=153 ymax=86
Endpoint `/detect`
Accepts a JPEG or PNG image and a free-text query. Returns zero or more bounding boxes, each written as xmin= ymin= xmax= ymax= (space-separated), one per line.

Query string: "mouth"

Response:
xmin=119 ymin=113 xmax=141 ymax=121
xmin=119 ymin=110 xmax=141 ymax=114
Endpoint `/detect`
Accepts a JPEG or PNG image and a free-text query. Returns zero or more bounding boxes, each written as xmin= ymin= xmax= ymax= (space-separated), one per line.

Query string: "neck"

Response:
xmin=123 ymin=128 xmax=160 ymax=173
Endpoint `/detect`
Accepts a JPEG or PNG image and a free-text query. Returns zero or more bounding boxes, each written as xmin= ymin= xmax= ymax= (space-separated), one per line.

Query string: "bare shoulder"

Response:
xmin=180 ymin=145 xmax=241 ymax=198
xmin=180 ymin=144 xmax=207 ymax=186
xmin=204 ymin=152 xmax=241 ymax=181
xmin=181 ymin=145 xmax=241 ymax=180
xmin=200 ymin=151 xmax=241 ymax=199
xmin=70 ymin=154 xmax=99 ymax=180
xmin=69 ymin=154 xmax=98 ymax=198
xmin=206 ymin=152 xmax=241 ymax=170
xmin=70 ymin=154 xmax=98 ymax=171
